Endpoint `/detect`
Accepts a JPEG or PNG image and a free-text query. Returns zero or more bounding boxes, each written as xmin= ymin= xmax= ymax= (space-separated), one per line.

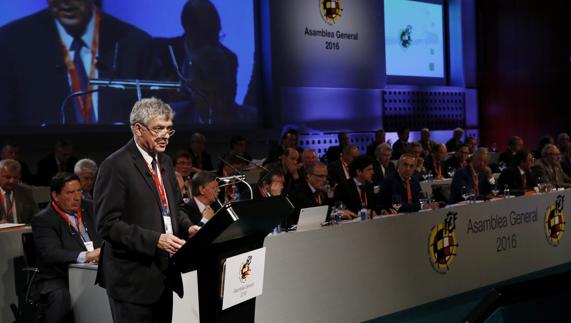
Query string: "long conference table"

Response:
xmin=7 ymin=189 xmax=569 ymax=322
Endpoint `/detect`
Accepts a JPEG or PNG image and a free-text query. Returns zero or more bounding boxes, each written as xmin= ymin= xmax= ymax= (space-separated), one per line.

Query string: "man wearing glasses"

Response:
xmin=94 ymin=97 xmax=200 ymax=323
xmin=532 ymin=144 xmax=571 ymax=189
xmin=290 ymin=162 xmax=355 ymax=224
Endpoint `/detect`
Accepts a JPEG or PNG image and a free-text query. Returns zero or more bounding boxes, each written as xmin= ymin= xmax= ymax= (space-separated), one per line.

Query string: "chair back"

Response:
xmin=21 ymin=232 xmax=36 ymax=267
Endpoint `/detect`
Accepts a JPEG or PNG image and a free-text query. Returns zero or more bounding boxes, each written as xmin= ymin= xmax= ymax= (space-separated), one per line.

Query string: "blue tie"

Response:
xmin=70 ymin=37 xmax=95 ymax=124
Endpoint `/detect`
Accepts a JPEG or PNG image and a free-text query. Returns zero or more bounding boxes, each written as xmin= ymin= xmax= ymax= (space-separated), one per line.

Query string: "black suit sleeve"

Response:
xmin=32 ymin=214 xmax=80 ymax=266
xmin=95 ymin=159 xmax=160 ymax=259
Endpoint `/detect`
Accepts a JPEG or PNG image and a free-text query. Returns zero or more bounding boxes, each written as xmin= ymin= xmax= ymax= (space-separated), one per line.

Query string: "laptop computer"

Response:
xmin=296 ymin=205 xmax=329 ymax=231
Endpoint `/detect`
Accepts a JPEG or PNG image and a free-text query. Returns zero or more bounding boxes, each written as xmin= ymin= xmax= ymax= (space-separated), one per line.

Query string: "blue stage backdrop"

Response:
xmin=0 ymin=0 xmax=259 ymax=128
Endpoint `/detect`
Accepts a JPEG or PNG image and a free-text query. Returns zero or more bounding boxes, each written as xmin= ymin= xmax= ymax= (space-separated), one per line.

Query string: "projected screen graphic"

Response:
xmin=0 ymin=0 xmax=259 ymax=128
xmin=384 ymin=0 xmax=444 ymax=78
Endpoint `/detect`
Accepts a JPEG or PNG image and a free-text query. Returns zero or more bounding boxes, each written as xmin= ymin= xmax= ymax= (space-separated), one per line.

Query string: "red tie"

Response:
xmin=472 ymin=174 xmax=480 ymax=196
xmin=405 ymin=178 xmax=412 ymax=204
xmin=522 ymin=173 xmax=527 ymax=188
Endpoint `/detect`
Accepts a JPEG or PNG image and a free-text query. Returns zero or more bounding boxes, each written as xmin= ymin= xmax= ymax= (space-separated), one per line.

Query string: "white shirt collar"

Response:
xmin=134 ymin=140 xmax=156 ymax=167
xmin=353 ymin=178 xmax=363 ymax=187
xmin=517 ymin=167 xmax=525 ymax=176
xmin=307 ymin=182 xmax=317 ymax=194
xmin=194 ymin=197 xmax=206 ymax=214
xmin=54 ymin=10 xmax=96 ymax=51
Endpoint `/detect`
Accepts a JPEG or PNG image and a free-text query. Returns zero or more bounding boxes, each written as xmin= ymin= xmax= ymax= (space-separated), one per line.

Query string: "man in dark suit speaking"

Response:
xmin=0 ymin=0 xmax=155 ymax=126
xmin=94 ymin=98 xmax=200 ymax=323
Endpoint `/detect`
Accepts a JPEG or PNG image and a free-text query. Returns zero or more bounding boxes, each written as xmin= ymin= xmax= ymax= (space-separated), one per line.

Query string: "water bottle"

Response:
xmin=359 ymin=203 xmax=368 ymax=221
xmin=504 ymin=185 xmax=510 ymax=198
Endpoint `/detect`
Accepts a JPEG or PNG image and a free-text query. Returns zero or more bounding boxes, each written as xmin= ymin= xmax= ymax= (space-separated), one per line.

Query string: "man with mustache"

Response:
xmin=32 ymin=172 xmax=101 ymax=323
xmin=94 ymin=98 xmax=200 ymax=323
xmin=0 ymin=0 xmax=155 ymax=125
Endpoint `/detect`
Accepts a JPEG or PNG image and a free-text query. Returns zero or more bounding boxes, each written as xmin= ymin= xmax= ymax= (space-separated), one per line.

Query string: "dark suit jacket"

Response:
xmin=424 ymin=154 xmax=450 ymax=179
xmin=333 ymin=178 xmax=377 ymax=214
xmin=327 ymin=159 xmax=350 ymax=187
xmin=153 ymin=36 xmax=247 ymax=125
xmin=498 ymin=167 xmax=537 ymax=195
xmin=0 ymin=9 xmax=155 ymax=126
xmin=392 ymin=139 xmax=408 ymax=160
xmin=94 ymin=139 xmax=193 ymax=304
xmin=325 ymin=145 xmax=343 ymax=163
xmin=36 ymin=153 xmax=79 ymax=186
xmin=31 ymin=200 xmax=100 ymax=294
xmin=0 ymin=185 xmax=38 ymax=224
xmin=289 ymin=182 xmax=332 ymax=225
xmin=372 ymin=160 xmax=396 ymax=187
xmin=562 ymin=157 xmax=571 ymax=178
xmin=190 ymin=151 xmax=214 ymax=171
xmin=446 ymin=139 xmax=463 ymax=152
xmin=498 ymin=150 xmax=516 ymax=168
xmin=449 ymin=166 xmax=492 ymax=204
xmin=444 ymin=155 xmax=464 ymax=171
xmin=378 ymin=173 xmax=422 ymax=213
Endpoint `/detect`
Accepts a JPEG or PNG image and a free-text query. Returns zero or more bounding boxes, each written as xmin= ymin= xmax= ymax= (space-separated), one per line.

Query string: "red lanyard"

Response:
xmin=148 ymin=159 xmax=169 ymax=211
xmin=59 ymin=9 xmax=101 ymax=123
xmin=0 ymin=191 xmax=14 ymax=217
xmin=51 ymin=201 xmax=83 ymax=233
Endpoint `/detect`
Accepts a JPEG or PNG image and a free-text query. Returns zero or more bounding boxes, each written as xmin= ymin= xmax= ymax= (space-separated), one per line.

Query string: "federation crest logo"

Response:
xmin=544 ymin=195 xmax=565 ymax=246
xmin=320 ymin=0 xmax=343 ymax=25
xmin=239 ymin=255 xmax=253 ymax=283
xmin=400 ymin=25 xmax=413 ymax=48
xmin=428 ymin=211 xmax=459 ymax=274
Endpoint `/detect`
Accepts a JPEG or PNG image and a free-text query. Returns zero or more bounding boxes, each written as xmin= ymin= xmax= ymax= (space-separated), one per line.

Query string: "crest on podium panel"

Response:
xmin=320 ymin=0 xmax=343 ymax=25
xmin=428 ymin=211 xmax=459 ymax=274
xmin=545 ymin=195 xmax=566 ymax=246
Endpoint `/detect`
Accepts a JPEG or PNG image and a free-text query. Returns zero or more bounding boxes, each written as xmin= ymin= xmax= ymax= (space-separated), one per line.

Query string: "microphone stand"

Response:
xmin=234 ymin=154 xmax=291 ymax=232
xmin=216 ymin=174 xmax=253 ymax=202
xmin=168 ymin=45 xmax=213 ymax=125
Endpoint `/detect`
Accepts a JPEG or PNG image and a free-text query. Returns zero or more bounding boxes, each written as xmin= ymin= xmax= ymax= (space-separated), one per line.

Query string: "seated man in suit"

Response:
xmin=0 ymin=142 xmax=33 ymax=184
xmin=266 ymin=147 xmax=302 ymax=193
xmin=183 ymin=171 xmax=221 ymax=225
xmin=253 ymin=168 xmax=285 ymax=200
xmin=32 ymin=172 xmax=101 ymax=323
xmin=419 ymin=128 xmax=437 ymax=157
xmin=325 ymin=132 xmax=350 ymax=163
xmin=444 ymin=144 xmax=470 ymax=172
xmin=74 ymin=158 xmax=97 ymax=200
xmin=0 ymin=159 xmax=38 ymax=224
xmin=298 ymin=148 xmax=318 ymax=180
xmin=190 ymin=132 xmax=214 ymax=172
xmin=36 ymin=139 xmax=78 ymax=186
xmin=378 ymin=153 xmax=424 ymax=214
xmin=333 ymin=155 xmax=376 ymax=218
xmin=173 ymin=150 xmax=193 ymax=202
xmin=498 ymin=150 xmax=537 ymax=195
xmin=290 ymin=162 xmax=355 ymax=225
xmin=424 ymin=143 xmax=449 ymax=180
xmin=446 ymin=128 xmax=465 ymax=152
xmin=449 ymin=148 xmax=493 ymax=203
xmin=531 ymin=144 xmax=571 ymax=189
xmin=372 ymin=143 xmax=396 ymax=188
xmin=392 ymin=127 xmax=410 ymax=160
xmin=327 ymin=144 xmax=359 ymax=187
xmin=366 ymin=129 xmax=386 ymax=158
xmin=498 ymin=136 xmax=525 ymax=169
